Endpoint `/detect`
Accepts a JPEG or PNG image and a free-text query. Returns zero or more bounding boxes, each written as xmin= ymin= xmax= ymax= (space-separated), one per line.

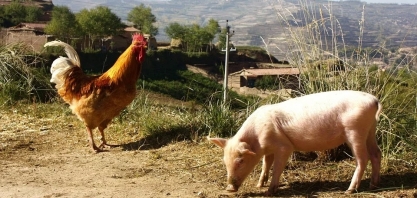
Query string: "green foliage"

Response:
xmin=118 ymin=91 xmax=250 ymax=141
xmin=140 ymin=70 xmax=249 ymax=109
xmin=165 ymin=22 xmax=186 ymax=39
xmin=217 ymin=28 xmax=227 ymax=50
xmin=255 ymin=75 xmax=277 ymax=91
xmin=0 ymin=2 xmax=42 ymax=26
xmin=45 ymin=6 xmax=81 ymax=42
xmin=0 ymin=43 xmax=54 ymax=105
xmin=24 ymin=5 xmax=42 ymax=22
xmin=76 ymin=6 xmax=124 ymax=49
xmin=3 ymin=2 xmax=26 ymax=25
xmin=165 ymin=19 xmax=220 ymax=52
xmin=205 ymin=19 xmax=221 ymax=38
xmin=127 ymin=4 xmax=158 ymax=35
xmin=200 ymin=101 xmax=242 ymax=137
xmin=141 ymin=49 xmax=218 ymax=79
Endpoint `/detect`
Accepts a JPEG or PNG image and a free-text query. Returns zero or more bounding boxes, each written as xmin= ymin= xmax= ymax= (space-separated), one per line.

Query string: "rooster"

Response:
xmin=45 ymin=34 xmax=147 ymax=152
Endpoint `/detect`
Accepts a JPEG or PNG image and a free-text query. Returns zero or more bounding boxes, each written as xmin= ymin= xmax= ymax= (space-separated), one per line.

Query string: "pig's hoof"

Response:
xmin=344 ymin=189 xmax=356 ymax=194
xmin=265 ymin=187 xmax=278 ymax=196
xmin=369 ymin=184 xmax=379 ymax=190
xmin=264 ymin=190 xmax=275 ymax=197
xmin=226 ymin=184 xmax=238 ymax=192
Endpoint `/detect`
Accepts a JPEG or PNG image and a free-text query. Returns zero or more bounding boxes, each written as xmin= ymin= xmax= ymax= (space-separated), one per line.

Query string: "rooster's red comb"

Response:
xmin=133 ymin=33 xmax=146 ymax=43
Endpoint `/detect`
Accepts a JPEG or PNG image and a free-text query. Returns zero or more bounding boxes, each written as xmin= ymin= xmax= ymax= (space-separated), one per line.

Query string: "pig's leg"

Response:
xmin=267 ymin=149 xmax=292 ymax=195
xmin=257 ymin=154 xmax=274 ymax=187
xmin=345 ymin=133 xmax=369 ymax=194
xmin=367 ymin=123 xmax=381 ymax=190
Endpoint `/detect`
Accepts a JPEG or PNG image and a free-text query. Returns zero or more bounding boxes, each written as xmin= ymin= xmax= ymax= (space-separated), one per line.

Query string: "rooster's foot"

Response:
xmin=98 ymin=143 xmax=119 ymax=150
xmin=92 ymin=145 xmax=104 ymax=153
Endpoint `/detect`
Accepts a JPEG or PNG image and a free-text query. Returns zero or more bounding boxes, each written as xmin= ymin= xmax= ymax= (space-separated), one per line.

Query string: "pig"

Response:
xmin=208 ymin=90 xmax=382 ymax=195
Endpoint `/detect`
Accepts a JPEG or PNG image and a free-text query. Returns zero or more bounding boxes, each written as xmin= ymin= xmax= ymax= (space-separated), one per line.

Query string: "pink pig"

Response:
xmin=208 ymin=90 xmax=382 ymax=195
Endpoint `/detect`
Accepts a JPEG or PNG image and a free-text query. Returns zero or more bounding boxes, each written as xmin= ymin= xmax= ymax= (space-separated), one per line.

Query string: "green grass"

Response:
xmin=268 ymin=0 xmax=417 ymax=162
xmin=0 ymin=43 xmax=54 ymax=105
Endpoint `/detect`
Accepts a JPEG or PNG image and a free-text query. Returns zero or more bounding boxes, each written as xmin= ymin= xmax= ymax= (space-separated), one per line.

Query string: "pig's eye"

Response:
xmin=235 ymin=158 xmax=243 ymax=167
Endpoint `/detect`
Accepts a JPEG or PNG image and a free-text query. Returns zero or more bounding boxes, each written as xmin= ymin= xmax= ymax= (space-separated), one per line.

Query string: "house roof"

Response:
xmin=124 ymin=26 xmax=140 ymax=32
xmin=8 ymin=23 xmax=47 ymax=32
xmin=231 ymin=68 xmax=300 ymax=77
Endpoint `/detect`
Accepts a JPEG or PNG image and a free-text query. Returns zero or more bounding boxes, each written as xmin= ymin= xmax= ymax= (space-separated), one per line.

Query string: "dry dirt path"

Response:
xmin=0 ymin=111 xmax=223 ymax=198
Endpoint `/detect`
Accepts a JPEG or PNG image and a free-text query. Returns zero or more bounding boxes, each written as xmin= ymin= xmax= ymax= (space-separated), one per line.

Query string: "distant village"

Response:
xmin=0 ymin=0 xmax=160 ymax=52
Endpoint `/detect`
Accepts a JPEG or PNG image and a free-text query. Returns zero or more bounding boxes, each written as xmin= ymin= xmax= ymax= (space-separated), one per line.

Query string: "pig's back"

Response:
xmin=258 ymin=90 xmax=379 ymax=151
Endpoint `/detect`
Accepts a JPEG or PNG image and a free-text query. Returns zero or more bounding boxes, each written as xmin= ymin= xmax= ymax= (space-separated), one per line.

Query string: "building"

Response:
xmin=1 ymin=24 xmax=156 ymax=52
xmin=101 ymin=27 xmax=157 ymax=51
xmin=2 ymin=23 xmax=51 ymax=52
xmin=228 ymin=67 xmax=300 ymax=90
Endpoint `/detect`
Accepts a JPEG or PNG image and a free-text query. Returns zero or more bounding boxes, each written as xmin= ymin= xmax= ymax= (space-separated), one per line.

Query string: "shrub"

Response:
xmin=0 ymin=43 xmax=54 ymax=105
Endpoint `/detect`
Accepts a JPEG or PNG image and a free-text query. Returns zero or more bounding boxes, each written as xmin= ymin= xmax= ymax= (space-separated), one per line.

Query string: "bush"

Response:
xmin=0 ymin=43 xmax=54 ymax=105
xmin=139 ymin=70 xmax=250 ymax=109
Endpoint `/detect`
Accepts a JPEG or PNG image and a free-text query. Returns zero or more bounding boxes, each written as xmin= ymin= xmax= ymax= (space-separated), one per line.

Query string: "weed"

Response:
xmin=0 ymin=43 xmax=54 ymax=105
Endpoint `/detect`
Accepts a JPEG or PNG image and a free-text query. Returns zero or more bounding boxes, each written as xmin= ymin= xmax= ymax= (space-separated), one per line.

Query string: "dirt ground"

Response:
xmin=1 ymin=104 xmax=417 ymax=198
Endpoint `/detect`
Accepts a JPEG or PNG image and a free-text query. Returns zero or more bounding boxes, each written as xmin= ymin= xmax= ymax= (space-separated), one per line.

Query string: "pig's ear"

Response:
xmin=238 ymin=142 xmax=256 ymax=156
xmin=207 ymin=137 xmax=227 ymax=149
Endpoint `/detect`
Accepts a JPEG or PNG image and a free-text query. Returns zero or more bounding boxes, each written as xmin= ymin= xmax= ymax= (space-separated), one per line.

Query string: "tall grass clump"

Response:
xmin=0 ymin=43 xmax=54 ymax=105
xmin=112 ymin=88 xmax=259 ymax=145
xmin=272 ymin=0 xmax=417 ymax=160
xmin=200 ymin=99 xmax=242 ymax=138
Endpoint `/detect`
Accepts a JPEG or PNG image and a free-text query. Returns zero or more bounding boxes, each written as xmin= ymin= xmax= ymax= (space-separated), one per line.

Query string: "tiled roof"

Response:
xmin=231 ymin=68 xmax=300 ymax=77
xmin=124 ymin=26 xmax=140 ymax=32
xmin=8 ymin=23 xmax=47 ymax=32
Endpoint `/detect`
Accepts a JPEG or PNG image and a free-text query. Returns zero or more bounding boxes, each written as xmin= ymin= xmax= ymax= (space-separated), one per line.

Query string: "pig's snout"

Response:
xmin=226 ymin=177 xmax=240 ymax=192
xmin=226 ymin=184 xmax=239 ymax=192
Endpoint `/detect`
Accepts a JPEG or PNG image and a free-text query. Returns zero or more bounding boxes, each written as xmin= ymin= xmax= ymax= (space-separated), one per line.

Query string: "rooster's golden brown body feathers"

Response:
xmin=45 ymin=34 xmax=147 ymax=152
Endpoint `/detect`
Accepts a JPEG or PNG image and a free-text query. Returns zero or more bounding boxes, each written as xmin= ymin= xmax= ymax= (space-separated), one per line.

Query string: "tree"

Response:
xmin=203 ymin=19 xmax=220 ymax=50
xmin=76 ymin=6 xmax=124 ymax=49
xmin=165 ymin=19 xmax=220 ymax=52
xmin=45 ymin=6 xmax=80 ymax=42
xmin=1 ymin=2 xmax=42 ymax=26
xmin=217 ymin=28 xmax=228 ymax=50
xmin=3 ymin=2 xmax=26 ymax=25
xmin=204 ymin=19 xmax=220 ymax=41
xmin=165 ymin=22 xmax=187 ymax=39
xmin=25 ymin=6 xmax=42 ymax=22
xmin=127 ymin=4 xmax=158 ymax=35
xmin=0 ymin=6 xmax=5 ymax=27
xmin=188 ymin=24 xmax=212 ymax=52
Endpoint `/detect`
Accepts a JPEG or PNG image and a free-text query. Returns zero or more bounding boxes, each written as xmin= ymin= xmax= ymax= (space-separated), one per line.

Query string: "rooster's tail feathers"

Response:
xmin=44 ymin=41 xmax=80 ymax=67
xmin=50 ymin=57 xmax=76 ymax=89
xmin=45 ymin=41 xmax=81 ymax=90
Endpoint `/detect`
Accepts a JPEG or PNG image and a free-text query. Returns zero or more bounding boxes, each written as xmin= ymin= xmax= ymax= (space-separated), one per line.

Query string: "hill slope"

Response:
xmin=51 ymin=0 xmax=417 ymax=59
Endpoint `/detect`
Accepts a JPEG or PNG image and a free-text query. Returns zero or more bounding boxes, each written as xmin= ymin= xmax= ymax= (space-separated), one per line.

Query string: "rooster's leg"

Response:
xmin=86 ymin=127 xmax=102 ymax=152
xmin=98 ymin=120 xmax=117 ymax=149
